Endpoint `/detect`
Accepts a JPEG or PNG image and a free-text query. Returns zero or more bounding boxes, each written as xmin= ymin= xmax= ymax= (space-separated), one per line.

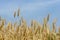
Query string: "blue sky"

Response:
xmin=0 ymin=0 xmax=60 ymax=30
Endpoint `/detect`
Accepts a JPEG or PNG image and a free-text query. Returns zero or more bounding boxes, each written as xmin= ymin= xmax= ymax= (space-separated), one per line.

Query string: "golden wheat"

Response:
xmin=0 ymin=9 xmax=60 ymax=40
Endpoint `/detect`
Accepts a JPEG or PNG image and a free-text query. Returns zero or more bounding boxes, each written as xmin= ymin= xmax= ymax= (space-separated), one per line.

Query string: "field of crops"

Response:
xmin=0 ymin=9 xmax=60 ymax=40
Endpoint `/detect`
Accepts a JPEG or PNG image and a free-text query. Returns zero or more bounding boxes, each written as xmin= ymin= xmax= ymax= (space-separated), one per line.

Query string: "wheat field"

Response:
xmin=0 ymin=9 xmax=60 ymax=40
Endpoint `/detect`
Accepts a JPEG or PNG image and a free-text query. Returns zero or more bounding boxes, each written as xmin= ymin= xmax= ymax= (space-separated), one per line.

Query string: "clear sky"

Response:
xmin=0 ymin=0 xmax=60 ymax=30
